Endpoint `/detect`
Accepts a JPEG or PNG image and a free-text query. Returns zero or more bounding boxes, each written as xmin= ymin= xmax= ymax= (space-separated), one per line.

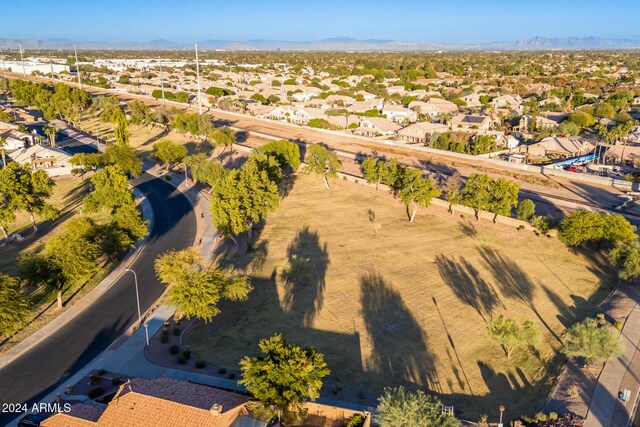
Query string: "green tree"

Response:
xmin=460 ymin=174 xmax=493 ymax=221
xmin=305 ymin=144 xmax=341 ymax=189
xmin=153 ymin=139 xmax=187 ymax=170
xmin=0 ymin=136 xmax=7 ymax=169
xmin=128 ymin=100 xmax=153 ymax=128
xmin=113 ymin=116 xmax=130 ymax=145
xmin=239 ymin=334 xmax=330 ymax=426
xmin=0 ymin=163 xmax=59 ymax=233
xmin=212 ymin=127 xmax=236 ymax=154
xmin=517 ymin=199 xmax=536 ymax=222
xmin=103 ymin=142 xmax=142 ymax=177
xmin=184 ymin=154 xmax=227 ymax=189
xmin=568 ymin=110 xmax=596 ymax=128
xmin=594 ymin=103 xmax=615 ymax=120
xmin=398 ymin=168 xmax=441 ymax=222
xmin=558 ymin=211 xmax=636 ymax=246
xmin=562 ymin=318 xmax=622 ymax=365
xmin=0 ymin=274 xmax=30 ymax=337
xmin=374 ymin=386 xmax=459 ymax=427
xmin=20 ymin=218 xmax=100 ymax=309
xmin=154 ymin=249 xmax=252 ymax=322
xmin=360 ymin=156 xmax=386 ymax=190
xmin=84 ymin=165 xmax=135 ymax=213
xmin=488 ymin=178 xmax=520 ymax=223
xmin=255 ymin=139 xmax=301 ymax=172
xmin=486 ymin=315 xmax=540 ymax=359
xmin=609 ymin=242 xmax=640 ymax=283
xmin=43 ymin=125 xmax=57 ymax=147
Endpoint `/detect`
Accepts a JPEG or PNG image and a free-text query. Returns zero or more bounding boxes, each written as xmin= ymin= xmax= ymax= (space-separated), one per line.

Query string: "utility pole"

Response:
xmin=19 ymin=44 xmax=26 ymax=76
xmin=0 ymin=47 xmax=6 ymax=78
xmin=74 ymin=44 xmax=82 ymax=89
xmin=159 ymin=60 xmax=166 ymax=107
xmin=195 ymin=43 xmax=202 ymax=115
xmin=48 ymin=51 xmax=55 ymax=83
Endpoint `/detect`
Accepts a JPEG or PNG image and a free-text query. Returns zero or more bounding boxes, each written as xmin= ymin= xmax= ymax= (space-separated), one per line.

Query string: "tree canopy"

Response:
xmin=558 ymin=211 xmax=637 ymax=246
xmin=486 ymin=315 xmax=540 ymax=359
xmin=305 ymin=144 xmax=341 ymax=189
xmin=374 ymin=386 xmax=460 ymax=427
xmin=239 ymin=334 xmax=330 ymax=424
xmin=562 ymin=318 xmax=622 ymax=365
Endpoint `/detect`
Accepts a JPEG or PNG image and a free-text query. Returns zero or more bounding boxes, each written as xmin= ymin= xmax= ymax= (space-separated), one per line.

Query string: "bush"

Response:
xmin=549 ymin=412 xmax=558 ymax=420
xmin=89 ymin=375 xmax=102 ymax=385
xmin=169 ymin=345 xmax=180 ymax=355
xmin=615 ymin=320 xmax=624 ymax=330
xmin=97 ymin=369 xmax=106 ymax=375
xmin=177 ymin=355 xmax=187 ymax=364
xmin=173 ymin=327 xmax=181 ymax=336
xmin=111 ymin=377 xmax=121 ymax=386
xmin=517 ymin=199 xmax=536 ymax=221
xmin=196 ymin=360 xmax=206 ymax=369
xmin=161 ymin=329 xmax=169 ymax=336
xmin=596 ymin=313 xmax=605 ymax=321
xmin=218 ymin=367 xmax=227 ymax=374
xmin=88 ymin=387 xmax=105 ymax=399
xmin=535 ymin=412 xmax=547 ymax=422
xmin=517 ymin=225 xmax=525 ymax=231
xmin=228 ymin=373 xmax=236 ymax=379
xmin=183 ymin=350 xmax=191 ymax=359
xmin=160 ymin=334 xmax=169 ymax=343
xmin=164 ymin=175 xmax=172 ymax=181
xmin=343 ymin=413 xmax=365 ymax=427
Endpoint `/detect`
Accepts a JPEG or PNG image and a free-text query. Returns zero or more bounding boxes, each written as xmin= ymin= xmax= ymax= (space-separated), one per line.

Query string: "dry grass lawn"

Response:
xmin=187 ymin=173 xmax=614 ymax=420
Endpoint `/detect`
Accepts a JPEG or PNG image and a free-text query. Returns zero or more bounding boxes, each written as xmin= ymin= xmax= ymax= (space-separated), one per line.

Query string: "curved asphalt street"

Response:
xmin=0 ymin=173 xmax=196 ymax=425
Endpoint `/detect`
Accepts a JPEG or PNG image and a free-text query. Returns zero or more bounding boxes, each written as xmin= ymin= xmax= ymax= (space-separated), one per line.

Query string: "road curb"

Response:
xmin=0 ymin=188 xmax=154 ymax=371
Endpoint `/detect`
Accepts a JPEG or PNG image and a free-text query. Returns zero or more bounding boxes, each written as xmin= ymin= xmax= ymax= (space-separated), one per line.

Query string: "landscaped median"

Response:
xmin=0 ymin=182 xmax=153 ymax=369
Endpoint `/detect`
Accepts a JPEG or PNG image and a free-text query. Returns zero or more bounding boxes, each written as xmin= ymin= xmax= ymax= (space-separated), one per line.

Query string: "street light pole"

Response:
xmin=159 ymin=60 xmax=166 ymax=107
xmin=74 ymin=44 xmax=82 ymax=89
xmin=124 ymin=268 xmax=149 ymax=346
xmin=181 ymin=162 xmax=189 ymax=189
xmin=498 ymin=405 xmax=505 ymax=427
xmin=194 ymin=43 xmax=202 ymax=115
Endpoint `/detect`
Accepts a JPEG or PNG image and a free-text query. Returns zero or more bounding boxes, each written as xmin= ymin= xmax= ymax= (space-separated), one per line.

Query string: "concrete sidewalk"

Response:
xmin=585 ymin=304 xmax=640 ymax=427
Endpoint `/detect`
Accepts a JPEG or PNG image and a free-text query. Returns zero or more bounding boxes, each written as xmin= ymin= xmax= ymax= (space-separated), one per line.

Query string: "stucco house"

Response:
xmin=397 ymin=122 xmax=449 ymax=143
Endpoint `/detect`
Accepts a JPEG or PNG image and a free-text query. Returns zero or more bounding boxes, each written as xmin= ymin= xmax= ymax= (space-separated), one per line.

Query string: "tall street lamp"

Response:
xmin=124 ymin=268 xmax=149 ymax=346
xmin=498 ymin=405 xmax=505 ymax=427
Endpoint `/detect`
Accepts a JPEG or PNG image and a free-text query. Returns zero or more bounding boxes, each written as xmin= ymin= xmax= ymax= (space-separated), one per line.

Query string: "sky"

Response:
xmin=4 ymin=0 xmax=640 ymax=43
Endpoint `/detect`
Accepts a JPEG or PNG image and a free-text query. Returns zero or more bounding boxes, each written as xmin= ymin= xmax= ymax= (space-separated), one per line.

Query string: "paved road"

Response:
xmin=0 ymin=173 xmax=196 ymax=425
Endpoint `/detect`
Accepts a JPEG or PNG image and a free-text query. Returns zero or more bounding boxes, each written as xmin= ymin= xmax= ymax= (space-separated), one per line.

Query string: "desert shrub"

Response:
xmin=615 ymin=320 xmax=624 ymax=330
xmin=343 ymin=413 xmax=365 ymax=427
xmin=111 ymin=377 xmax=121 ymax=386
xmin=177 ymin=355 xmax=186 ymax=364
xmin=89 ymin=375 xmax=102 ymax=385
xmin=228 ymin=373 xmax=236 ymax=379
xmin=173 ymin=327 xmax=181 ymax=336
xmin=196 ymin=360 xmax=206 ymax=369
xmin=160 ymin=334 xmax=169 ymax=343
xmin=219 ymin=367 xmax=227 ymax=374
xmin=183 ymin=350 xmax=191 ymax=359
xmin=169 ymin=345 xmax=180 ymax=355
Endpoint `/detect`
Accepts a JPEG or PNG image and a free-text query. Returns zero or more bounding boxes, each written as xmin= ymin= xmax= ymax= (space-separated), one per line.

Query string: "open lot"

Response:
xmin=186 ymin=173 xmax=615 ymax=419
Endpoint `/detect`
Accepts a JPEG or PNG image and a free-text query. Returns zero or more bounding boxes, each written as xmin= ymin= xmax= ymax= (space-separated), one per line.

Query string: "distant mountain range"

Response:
xmin=1 ymin=36 xmax=639 ymax=51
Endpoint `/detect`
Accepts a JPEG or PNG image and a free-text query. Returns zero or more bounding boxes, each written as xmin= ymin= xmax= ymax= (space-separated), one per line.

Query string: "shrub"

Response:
xmin=177 ymin=355 xmax=186 ymax=364
xmin=218 ymin=368 xmax=227 ymax=374
xmin=160 ymin=334 xmax=169 ymax=343
xmin=535 ymin=412 xmax=547 ymax=422
xmin=196 ymin=360 xmax=206 ymax=369
xmin=173 ymin=327 xmax=181 ymax=336
xmin=343 ymin=413 xmax=365 ymax=427
xmin=615 ymin=320 xmax=624 ymax=330
xmin=517 ymin=199 xmax=536 ymax=221
xmin=169 ymin=345 xmax=180 ymax=355
xmin=111 ymin=377 xmax=121 ymax=386
xmin=89 ymin=375 xmax=102 ymax=385
xmin=549 ymin=412 xmax=558 ymax=420
xmin=517 ymin=225 xmax=525 ymax=231
xmin=228 ymin=373 xmax=236 ymax=379
xmin=97 ymin=369 xmax=106 ymax=375
xmin=88 ymin=387 xmax=105 ymax=399
xmin=596 ymin=313 xmax=605 ymax=321
xmin=161 ymin=329 xmax=169 ymax=336
xmin=183 ymin=350 xmax=191 ymax=359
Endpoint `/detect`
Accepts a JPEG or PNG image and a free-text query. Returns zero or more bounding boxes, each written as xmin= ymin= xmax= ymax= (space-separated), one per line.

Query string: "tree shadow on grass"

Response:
xmin=184 ymin=140 xmax=213 ymax=156
xmin=359 ymin=270 xmax=441 ymax=392
xmin=435 ymin=254 xmax=504 ymax=322
xmin=140 ymin=128 xmax=169 ymax=147
xmin=282 ymin=226 xmax=329 ymax=327
xmin=478 ymin=246 xmax=561 ymax=343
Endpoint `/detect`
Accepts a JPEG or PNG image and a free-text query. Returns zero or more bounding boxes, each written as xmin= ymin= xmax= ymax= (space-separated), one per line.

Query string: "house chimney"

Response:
xmin=210 ymin=404 xmax=223 ymax=416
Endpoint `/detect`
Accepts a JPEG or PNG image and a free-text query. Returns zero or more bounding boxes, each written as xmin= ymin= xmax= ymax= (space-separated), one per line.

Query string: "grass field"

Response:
xmin=186 ymin=173 xmax=615 ymax=419
xmin=0 ymin=176 xmax=114 ymax=352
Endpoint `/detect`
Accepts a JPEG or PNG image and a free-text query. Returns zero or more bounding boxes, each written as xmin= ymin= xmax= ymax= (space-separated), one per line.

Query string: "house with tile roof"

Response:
xmin=397 ymin=122 xmax=449 ymax=144
xmin=450 ymin=114 xmax=492 ymax=130
xmin=41 ymin=378 xmax=252 ymax=427
xmin=9 ymin=144 xmax=73 ymax=177
xmin=354 ymin=117 xmax=401 ymax=137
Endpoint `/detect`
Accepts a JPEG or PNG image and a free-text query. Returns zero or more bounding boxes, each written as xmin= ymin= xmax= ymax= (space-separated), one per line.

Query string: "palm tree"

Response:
xmin=43 ymin=125 xmax=57 ymax=147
